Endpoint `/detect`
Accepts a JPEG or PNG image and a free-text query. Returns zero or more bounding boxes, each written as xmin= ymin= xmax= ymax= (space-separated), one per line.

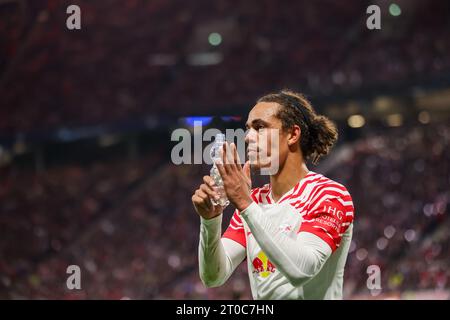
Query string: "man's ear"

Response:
xmin=287 ymin=125 xmax=301 ymax=147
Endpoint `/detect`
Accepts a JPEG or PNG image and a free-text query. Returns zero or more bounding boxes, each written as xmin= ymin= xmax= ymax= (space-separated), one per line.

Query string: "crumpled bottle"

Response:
xmin=209 ymin=133 xmax=230 ymax=208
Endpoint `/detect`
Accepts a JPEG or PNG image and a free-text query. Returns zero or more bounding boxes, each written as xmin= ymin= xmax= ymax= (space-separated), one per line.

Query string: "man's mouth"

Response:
xmin=247 ymin=148 xmax=258 ymax=154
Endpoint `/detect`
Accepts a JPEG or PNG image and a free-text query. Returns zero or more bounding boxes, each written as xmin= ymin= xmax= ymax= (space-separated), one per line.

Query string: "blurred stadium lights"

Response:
xmin=384 ymin=225 xmax=396 ymax=239
xmin=220 ymin=116 xmax=242 ymax=122
xmin=355 ymin=248 xmax=368 ymax=261
xmin=182 ymin=116 xmax=213 ymax=127
xmin=386 ymin=113 xmax=403 ymax=127
xmin=186 ymin=52 xmax=223 ymax=66
xmin=423 ymin=203 xmax=434 ymax=217
xmin=373 ymin=96 xmax=403 ymax=114
xmin=418 ymin=111 xmax=431 ymax=124
xmin=404 ymin=229 xmax=417 ymax=242
xmin=389 ymin=3 xmax=402 ymax=16
xmin=208 ymin=32 xmax=222 ymax=46
xmin=376 ymin=237 xmax=389 ymax=250
xmin=187 ymin=18 xmax=236 ymax=53
xmin=181 ymin=115 xmax=242 ymax=128
xmin=415 ymin=88 xmax=450 ymax=111
xmin=347 ymin=114 xmax=366 ymax=128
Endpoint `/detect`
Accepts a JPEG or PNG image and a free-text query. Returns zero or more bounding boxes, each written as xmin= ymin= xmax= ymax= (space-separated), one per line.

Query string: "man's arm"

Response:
xmin=240 ymin=202 xmax=332 ymax=287
xmin=198 ymin=214 xmax=246 ymax=288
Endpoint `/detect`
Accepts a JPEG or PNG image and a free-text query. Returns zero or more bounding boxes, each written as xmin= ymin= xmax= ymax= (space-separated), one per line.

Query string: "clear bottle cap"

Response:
xmin=211 ymin=133 xmax=225 ymax=161
xmin=215 ymin=133 xmax=225 ymax=144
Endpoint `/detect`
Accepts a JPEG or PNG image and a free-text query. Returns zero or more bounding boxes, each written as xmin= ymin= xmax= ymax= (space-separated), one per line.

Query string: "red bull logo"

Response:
xmin=252 ymin=251 xmax=276 ymax=278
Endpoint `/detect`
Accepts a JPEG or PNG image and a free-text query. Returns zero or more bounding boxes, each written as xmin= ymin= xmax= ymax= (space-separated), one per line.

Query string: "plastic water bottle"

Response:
xmin=210 ymin=133 xmax=230 ymax=208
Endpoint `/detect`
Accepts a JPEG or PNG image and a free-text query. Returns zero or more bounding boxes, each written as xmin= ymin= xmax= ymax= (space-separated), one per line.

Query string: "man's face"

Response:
xmin=245 ymin=102 xmax=289 ymax=172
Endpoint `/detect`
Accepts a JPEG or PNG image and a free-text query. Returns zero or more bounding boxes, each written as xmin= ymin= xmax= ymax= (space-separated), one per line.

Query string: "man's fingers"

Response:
xmin=194 ymin=189 xmax=212 ymax=209
xmin=225 ymin=142 xmax=235 ymax=169
xmin=200 ymin=183 xmax=219 ymax=200
xmin=216 ymin=161 xmax=226 ymax=178
xmin=231 ymin=142 xmax=243 ymax=172
xmin=222 ymin=142 xmax=236 ymax=175
xmin=196 ymin=188 xmax=209 ymax=200
xmin=192 ymin=194 xmax=204 ymax=204
xmin=220 ymin=143 xmax=229 ymax=174
xmin=232 ymin=143 xmax=241 ymax=166
xmin=218 ymin=145 xmax=228 ymax=175
xmin=192 ymin=194 xmax=205 ymax=207
xmin=203 ymin=175 xmax=215 ymax=187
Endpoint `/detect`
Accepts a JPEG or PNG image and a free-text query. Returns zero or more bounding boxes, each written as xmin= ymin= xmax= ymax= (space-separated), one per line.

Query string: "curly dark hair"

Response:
xmin=257 ymin=89 xmax=338 ymax=164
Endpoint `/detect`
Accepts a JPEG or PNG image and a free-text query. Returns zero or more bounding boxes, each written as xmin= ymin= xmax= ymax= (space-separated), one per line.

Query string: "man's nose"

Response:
xmin=245 ymin=128 xmax=257 ymax=144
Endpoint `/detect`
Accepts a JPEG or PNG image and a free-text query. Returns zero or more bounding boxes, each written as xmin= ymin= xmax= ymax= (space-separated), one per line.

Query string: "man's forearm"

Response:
xmin=240 ymin=202 xmax=332 ymax=287
xmin=198 ymin=214 xmax=244 ymax=287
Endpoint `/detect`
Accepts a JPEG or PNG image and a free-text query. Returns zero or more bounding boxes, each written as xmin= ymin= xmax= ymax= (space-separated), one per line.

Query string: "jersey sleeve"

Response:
xmin=222 ymin=209 xmax=247 ymax=248
xmin=298 ymin=195 xmax=354 ymax=252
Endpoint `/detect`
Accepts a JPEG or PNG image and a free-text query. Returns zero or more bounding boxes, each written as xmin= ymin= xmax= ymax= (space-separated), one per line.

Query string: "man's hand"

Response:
xmin=216 ymin=142 xmax=253 ymax=212
xmin=192 ymin=175 xmax=223 ymax=220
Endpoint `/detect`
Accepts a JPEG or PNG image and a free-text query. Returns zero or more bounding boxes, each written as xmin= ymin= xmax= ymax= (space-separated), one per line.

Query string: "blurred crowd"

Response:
xmin=1 ymin=0 xmax=450 ymax=134
xmin=0 ymin=153 xmax=164 ymax=298
xmin=0 ymin=122 xmax=449 ymax=299
xmin=1 ymin=0 xmax=449 ymax=300
xmin=332 ymin=123 xmax=450 ymax=296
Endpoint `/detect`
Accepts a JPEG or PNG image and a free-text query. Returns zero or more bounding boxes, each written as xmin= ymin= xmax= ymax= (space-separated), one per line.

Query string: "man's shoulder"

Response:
xmin=288 ymin=172 xmax=352 ymax=208
xmin=315 ymin=175 xmax=349 ymax=193
xmin=306 ymin=173 xmax=350 ymax=197
xmin=302 ymin=174 xmax=354 ymax=215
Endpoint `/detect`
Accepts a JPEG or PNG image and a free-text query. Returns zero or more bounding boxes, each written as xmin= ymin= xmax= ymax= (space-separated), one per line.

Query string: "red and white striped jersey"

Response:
xmin=222 ymin=171 xmax=354 ymax=299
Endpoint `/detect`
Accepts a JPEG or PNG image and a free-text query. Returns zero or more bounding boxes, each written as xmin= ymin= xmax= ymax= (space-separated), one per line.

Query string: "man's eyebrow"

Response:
xmin=245 ymin=119 xmax=270 ymax=129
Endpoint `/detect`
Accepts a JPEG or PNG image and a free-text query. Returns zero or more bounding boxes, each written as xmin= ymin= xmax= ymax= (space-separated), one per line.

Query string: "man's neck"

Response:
xmin=270 ymin=153 xmax=309 ymax=202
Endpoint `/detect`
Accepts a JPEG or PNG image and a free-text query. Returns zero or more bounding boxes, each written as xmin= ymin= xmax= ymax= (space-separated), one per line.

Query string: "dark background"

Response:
xmin=0 ymin=0 xmax=449 ymax=299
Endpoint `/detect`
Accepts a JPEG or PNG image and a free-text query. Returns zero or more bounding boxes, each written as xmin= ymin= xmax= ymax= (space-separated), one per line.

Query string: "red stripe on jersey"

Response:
xmin=258 ymin=186 xmax=270 ymax=204
xmin=298 ymin=182 xmax=347 ymax=206
xmin=278 ymin=176 xmax=322 ymax=205
xmin=299 ymin=224 xmax=337 ymax=251
xmin=288 ymin=177 xmax=329 ymax=206
xmin=293 ymin=184 xmax=349 ymax=210
xmin=266 ymin=192 xmax=272 ymax=204
xmin=250 ymin=188 xmax=259 ymax=202
xmin=277 ymin=185 xmax=298 ymax=204
xmin=223 ymin=209 xmax=246 ymax=247
xmin=229 ymin=209 xmax=243 ymax=227
xmin=223 ymin=228 xmax=246 ymax=247
xmin=307 ymin=189 xmax=351 ymax=212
